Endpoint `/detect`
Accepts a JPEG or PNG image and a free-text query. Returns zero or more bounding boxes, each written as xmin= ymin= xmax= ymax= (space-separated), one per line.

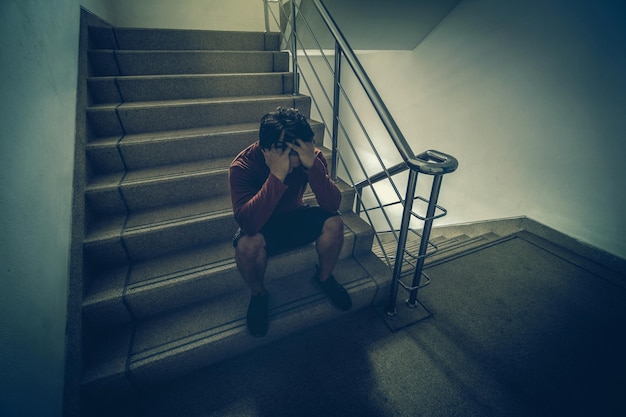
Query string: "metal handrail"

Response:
xmin=263 ymin=0 xmax=280 ymax=32
xmin=309 ymin=0 xmax=421 ymax=171
xmin=263 ymin=0 xmax=458 ymax=319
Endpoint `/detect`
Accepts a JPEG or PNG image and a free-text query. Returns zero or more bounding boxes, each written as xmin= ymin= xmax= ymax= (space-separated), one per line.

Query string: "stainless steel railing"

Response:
xmin=263 ymin=0 xmax=458 ymax=321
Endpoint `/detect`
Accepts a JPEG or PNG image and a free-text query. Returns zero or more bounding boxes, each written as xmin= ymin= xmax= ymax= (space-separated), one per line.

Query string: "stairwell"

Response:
xmin=78 ymin=24 xmax=393 ymax=407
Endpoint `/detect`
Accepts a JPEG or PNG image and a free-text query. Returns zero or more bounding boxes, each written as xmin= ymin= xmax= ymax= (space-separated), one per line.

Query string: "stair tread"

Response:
xmin=374 ymin=232 xmax=504 ymax=273
xmin=132 ymin=257 xmax=369 ymax=354
xmin=120 ymin=122 xmax=259 ymax=143
xmin=89 ymin=49 xmax=289 ymax=77
xmin=87 ymin=72 xmax=293 ymax=81
xmin=86 ymin=156 xmax=232 ymax=192
xmin=89 ymin=26 xmax=280 ymax=51
xmin=115 ymin=28 xmax=279 ymax=50
xmin=84 ymin=175 xmax=354 ymax=244
xmin=88 ymin=94 xmax=306 ymax=111
xmin=85 ymin=134 xmax=331 ymax=194
xmin=88 ymin=72 xmax=296 ymax=104
xmin=82 ymin=256 xmax=379 ymax=386
xmin=79 ymin=25 xmax=390 ymax=401
xmin=88 ymin=119 xmax=323 ymax=148
xmin=83 ymin=239 xmax=234 ymax=308
xmin=82 ymin=210 xmax=371 ymax=330
xmin=124 ymin=156 xmax=231 ymax=184
xmin=93 ymin=49 xmax=281 ymax=53
xmin=125 ymin=195 xmax=232 ymax=232
xmin=85 ymin=209 xmax=366 ymax=301
xmin=84 ymin=195 xmax=231 ymax=242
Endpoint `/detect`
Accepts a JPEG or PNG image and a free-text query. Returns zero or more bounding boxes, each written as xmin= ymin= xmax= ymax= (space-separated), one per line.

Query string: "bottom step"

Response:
xmin=81 ymin=252 xmax=391 ymax=403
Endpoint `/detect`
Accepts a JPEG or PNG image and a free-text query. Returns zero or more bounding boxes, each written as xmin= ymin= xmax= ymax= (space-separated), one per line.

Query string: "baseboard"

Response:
xmin=429 ymin=216 xmax=527 ymax=240
xmin=429 ymin=216 xmax=625 ymax=277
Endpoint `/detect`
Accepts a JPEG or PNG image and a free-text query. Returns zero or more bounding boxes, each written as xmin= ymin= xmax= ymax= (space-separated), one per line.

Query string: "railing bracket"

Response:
xmin=375 ymin=297 xmax=432 ymax=332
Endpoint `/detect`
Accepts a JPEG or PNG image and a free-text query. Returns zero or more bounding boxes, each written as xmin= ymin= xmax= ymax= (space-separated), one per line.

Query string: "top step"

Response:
xmin=89 ymin=27 xmax=281 ymax=51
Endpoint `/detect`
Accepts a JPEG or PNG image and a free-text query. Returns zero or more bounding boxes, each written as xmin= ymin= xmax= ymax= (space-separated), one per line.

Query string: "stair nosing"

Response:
xmin=116 ymin=94 xmax=305 ymax=109
xmin=129 ymin=275 xmax=375 ymax=366
xmin=86 ymin=94 xmax=307 ymax=114
xmin=88 ymin=72 xmax=293 ymax=81
xmin=84 ymin=211 xmax=369 ymax=308
xmin=88 ymin=120 xmax=321 ymax=147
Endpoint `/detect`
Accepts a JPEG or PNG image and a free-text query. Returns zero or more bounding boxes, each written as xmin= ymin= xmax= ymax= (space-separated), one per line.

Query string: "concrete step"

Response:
xmin=88 ymin=72 xmax=295 ymax=104
xmin=374 ymin=230 xmax=504 ymax=276
xmin=423 ymin=232 xmax=504 ymax=266
xmin=82 ymin=210 xmax=372 ymax=330
xmin=86 ymin=120 xmax=324 ymax=174
xmin=87 ymin=94 xmax=312 ymax=137
xmin=81 ymin=253 xmax=390 ymax=404
xmin=88 ymin=27 xmax=280 ymax=51
xmin=85 ymin=135 xmax=333 ymax=220
xmin=85 ymin=157 xmax=233 ymax=217
xmin=78 ymin=24 xmax=394 ymax=411
xmin=88 ymin=50 xmax=290 ymax=77
xmin=84 ymin=195 xmax=236 ymax=268
xmin=84 ymin=178 xmax=357 ymax=267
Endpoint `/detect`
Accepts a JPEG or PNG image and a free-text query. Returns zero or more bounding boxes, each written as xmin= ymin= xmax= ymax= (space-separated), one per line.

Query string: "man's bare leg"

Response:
xmin=314 ymin=215 xmax=351 ymax=311
xmin=235 ymin=233 xmax=268 ymax=295
xmin=235 ymin=233 xmax=272 ymax=336
xmin=316 ymin=215 xmax=344 ymax=281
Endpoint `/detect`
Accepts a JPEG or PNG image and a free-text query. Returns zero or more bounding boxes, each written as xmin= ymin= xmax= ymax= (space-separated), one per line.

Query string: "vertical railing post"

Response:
xmin=385 ymin=168 xmax=419 ymax=316
xmin=263 ymin=0 xmax=270 ymax=32
xmin=330 ymin=41 xmax=341 ymax=181
xmin=290 ymin=0 xmax=299 ymax=95
xmin=406 ymin=174 xmax=444 ymax=307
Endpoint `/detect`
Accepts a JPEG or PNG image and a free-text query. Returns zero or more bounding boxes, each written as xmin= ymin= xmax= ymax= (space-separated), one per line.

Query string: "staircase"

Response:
xmin=79 ymin=26 xmax=392 ymax=407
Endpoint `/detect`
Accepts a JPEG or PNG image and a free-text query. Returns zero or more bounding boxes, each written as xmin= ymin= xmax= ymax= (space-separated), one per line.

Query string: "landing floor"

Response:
xmin=90 ymin=231 xmax=626 ymax=417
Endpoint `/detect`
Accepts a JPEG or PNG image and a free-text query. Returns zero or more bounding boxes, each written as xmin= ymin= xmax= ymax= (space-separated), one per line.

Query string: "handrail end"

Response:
xmin=408 ymin=149 xmax=459 ymax=175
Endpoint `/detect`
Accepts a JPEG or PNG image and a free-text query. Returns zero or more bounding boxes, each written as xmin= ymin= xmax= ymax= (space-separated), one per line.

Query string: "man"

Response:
xmin=229 ymin=107 xmax=352 ymax=337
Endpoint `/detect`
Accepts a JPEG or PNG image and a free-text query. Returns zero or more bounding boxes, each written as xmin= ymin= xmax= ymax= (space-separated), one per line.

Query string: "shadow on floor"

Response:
xmin=89 ymin=232 xmax=626 ymax=417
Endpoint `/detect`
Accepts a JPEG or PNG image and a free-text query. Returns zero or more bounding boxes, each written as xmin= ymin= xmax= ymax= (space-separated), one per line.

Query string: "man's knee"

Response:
xmin=322 ymin=215 xmax=344 ymax=238
xmin=235 ymin=233 xmax=266 ymax=260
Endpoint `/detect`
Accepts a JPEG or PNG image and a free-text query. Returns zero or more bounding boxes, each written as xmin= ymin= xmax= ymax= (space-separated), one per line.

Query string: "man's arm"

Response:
xmin=305 ymin=151 xmax=342 ymax=213
xmin=229 ymin=146 xmax=291 ymax=235
xmin=230 ymin=166 xmax=287 ymax=235
xmin=290 ymin=139 xmax=341 ymax=213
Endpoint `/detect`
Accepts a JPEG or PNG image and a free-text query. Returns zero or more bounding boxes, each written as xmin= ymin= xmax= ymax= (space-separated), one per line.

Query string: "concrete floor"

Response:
xmin=88 ymin=231 xmax=626 ymax=417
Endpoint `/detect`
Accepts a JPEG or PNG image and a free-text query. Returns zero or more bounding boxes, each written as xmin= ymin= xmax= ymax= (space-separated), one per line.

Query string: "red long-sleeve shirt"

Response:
xmin=229 ymin=141 xmax=341 ymax=235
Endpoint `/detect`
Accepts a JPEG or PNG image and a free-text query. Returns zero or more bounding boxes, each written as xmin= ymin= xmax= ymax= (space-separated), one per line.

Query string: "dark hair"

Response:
xmin=259 ymin=107 xmax=314 ymax=149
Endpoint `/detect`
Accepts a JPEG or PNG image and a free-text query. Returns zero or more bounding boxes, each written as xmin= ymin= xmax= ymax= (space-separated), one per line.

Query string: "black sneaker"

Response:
xmin=313 ymin=273 xmax=352 ymax=311
xmin=246 ymin=293 xmax=269 ymax=337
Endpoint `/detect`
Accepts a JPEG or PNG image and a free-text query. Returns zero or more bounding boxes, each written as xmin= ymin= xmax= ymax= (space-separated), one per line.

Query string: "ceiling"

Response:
xmin=295 ymin=0 xmax=462 ymax=50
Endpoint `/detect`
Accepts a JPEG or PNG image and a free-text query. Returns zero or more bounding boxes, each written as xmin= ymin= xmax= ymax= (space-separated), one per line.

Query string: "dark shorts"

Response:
xmin=233 ymin=206 xmax=340 ymax=256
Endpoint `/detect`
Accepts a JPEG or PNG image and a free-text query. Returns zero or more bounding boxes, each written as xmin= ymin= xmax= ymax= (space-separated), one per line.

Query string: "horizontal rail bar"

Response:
xmin=311 ymin=0 xmax=420 ymax=169
xmin=353 ymin=162 xmax=409 ymax=190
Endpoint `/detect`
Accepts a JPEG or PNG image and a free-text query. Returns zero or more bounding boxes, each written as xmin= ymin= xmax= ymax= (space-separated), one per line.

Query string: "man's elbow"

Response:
xmin=323 ymin=194 xmax=341 ymax=213
xmin=234 ymin=213 xmax=259 ymax=236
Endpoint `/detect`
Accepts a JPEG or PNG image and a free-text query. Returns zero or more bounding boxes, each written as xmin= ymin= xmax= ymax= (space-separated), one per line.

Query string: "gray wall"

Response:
xmin=0 ymin=1 xmax=111 ymax=415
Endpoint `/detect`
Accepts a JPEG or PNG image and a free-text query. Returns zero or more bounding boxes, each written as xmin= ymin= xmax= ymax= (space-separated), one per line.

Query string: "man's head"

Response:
xmin=259 ymin=107 xmax=314 ymax=151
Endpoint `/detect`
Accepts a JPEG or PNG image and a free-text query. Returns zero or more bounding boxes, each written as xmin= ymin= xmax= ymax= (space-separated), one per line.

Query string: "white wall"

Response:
xmin=353 ymin=0 xmax=626 ymax=258
xmin=106 ymin=0 xmax=269 ymax=31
